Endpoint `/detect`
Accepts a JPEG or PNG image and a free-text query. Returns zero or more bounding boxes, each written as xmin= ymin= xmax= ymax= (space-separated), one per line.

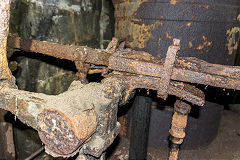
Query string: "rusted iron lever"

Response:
xmin=8 ymin=35 xmax=240 ymax=90
xmin=7 ymin=35 xmax=240 ymax=104
xmin=6 ymin=35 xmax=240 ymax=160
xmin=4 ymin=35 xmax=240 ymax=160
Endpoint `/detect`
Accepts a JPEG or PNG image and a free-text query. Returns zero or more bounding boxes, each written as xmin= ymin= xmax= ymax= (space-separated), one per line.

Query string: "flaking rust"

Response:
xmin=37 ymin=109 xmax=84 ymax=157
xmin=169 ymin=100 xmax=191 ymax=160
xmin=2 ymin=10 xmax=240 ymax=160
xmin=158 ymin=39 xmax=180 ymax=100
xmin=113 ymin=0 xmax=163 ymax=49
xmin=37 ymin=109 xmax=97 ymax=157
xmin=0 ymin=0 xmax=14 ymax=81
xmin=5 ymin=35 xmax=240 ymax=160
xmin=226 ymin=27 xmax=240 ymax=55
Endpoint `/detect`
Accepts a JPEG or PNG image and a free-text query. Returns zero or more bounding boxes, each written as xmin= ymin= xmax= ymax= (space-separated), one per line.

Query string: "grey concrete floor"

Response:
xmin=109 ymin=110 xmax=240 ymax=160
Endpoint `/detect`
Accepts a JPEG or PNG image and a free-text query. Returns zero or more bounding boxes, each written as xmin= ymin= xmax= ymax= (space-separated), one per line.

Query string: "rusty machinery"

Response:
xmin=1 ymin=0 xmax=240 ymax=160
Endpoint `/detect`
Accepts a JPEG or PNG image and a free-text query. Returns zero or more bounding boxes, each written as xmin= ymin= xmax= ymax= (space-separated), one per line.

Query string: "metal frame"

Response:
xmin=1 ymin=1 xmax=240 ymax=159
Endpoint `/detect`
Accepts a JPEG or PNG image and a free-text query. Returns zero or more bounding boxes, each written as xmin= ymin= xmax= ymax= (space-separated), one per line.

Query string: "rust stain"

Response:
xmin=0 ymin=0 xmax=13 ymax=80
xmin=37 ymin=109 xmax=84 ymax=157
xmin=113 ymin=0 xmax=148 ymax=18
xmin=166 ymin=32 xmax=173 ymax=39
xmin=158 ymin=37 xmax=162 ymax=46
xmin=195 ymin=35 xmax=212 ymax=51
xmin=170 ymin=0 xmax=179 ymax=5
xmin=71 ymin=109 xmax=97 ymax=140
xmin=204 ymin=5 xmax=210 ymax=10
xmin=0 ymin=39 xmax=12 ymax=79
xmin=114 ymin=0 xmax=163 ymax=49
xmin=237 ymin=14 xmax=240 ymax=21
xmin=188 ymin=41 xmax=193 ymax=48
xmin=116 ymin=20 xmax=163 ymax=49
xmin=226 ymin=27 xmax=240 ymax=55
xmin=186 ymin=22 xmax=192 ymax=27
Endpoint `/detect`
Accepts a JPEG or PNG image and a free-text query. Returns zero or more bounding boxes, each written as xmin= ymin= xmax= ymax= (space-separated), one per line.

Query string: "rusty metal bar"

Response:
xmin=7 ymin=35 xmax=111 ymax=66
xmin=158 ymin=39 xmax=180 ymax=100
xmin=112 ymin=73 xmax=205 ymax=106
xmin=4 ymin=31 xmax=240 ymax=160
xmin=169 ymin=100 xmax=191 ymax=160
xmin=0 ymin=0 xmax=13 ymax=81
xmin=109 ymin=56 xmax=240 ymax=90
xmin=8 ymin=35 xmax=240 ymax=91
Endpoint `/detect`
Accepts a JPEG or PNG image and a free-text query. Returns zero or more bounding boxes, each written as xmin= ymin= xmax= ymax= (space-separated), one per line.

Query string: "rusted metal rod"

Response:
xmin=112 ymin=73 xmax=205 ymax=106
xmin=25 ymin=146 xmax=45 ymax=160
xmin=169 ymin=100 xmax=191 ymax=160
xmin=109 ymin=56 xmax=240 ymax=90
xmin=0 ymin=0 xmax=14 ymax=81
xmin=7 ymin=35 xmax=111 ymax=66
xmin=8 ymin=35 xmax=240 ymax=91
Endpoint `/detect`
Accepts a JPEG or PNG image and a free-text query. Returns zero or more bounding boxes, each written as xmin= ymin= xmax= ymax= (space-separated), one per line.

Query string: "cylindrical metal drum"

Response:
xmin=113 ymin=0 xmax=240 ymax=65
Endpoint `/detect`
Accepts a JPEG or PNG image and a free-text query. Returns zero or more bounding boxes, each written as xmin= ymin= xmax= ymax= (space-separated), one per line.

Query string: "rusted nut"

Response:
xmin=37 ymin=109 xmax=97 ymax=157
xmin=169 ymin=137 xmax=183 ymax=145
xmin=174 ymin=100 xmax=191 ymax=115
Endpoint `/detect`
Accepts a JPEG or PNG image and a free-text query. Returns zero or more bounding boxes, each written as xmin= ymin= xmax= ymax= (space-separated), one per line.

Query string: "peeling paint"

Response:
xmin=195 ymin=35 xmax=212 ymax=51
xmin=188 ymin=41 xmax=193 ymax=48
xmin=170 ymin=0 xmax=179 ymax=5
xmin=237 ymin=14 xmax=240 ymax=21
xmin=166 ymin=32 xmax=173 ymax=39
xmin=116 ymin=19 xmax=162 ymax=49
xmin=226 ymin=27 xmax=240 ymax=55
xmin=158 ymin=37 xmax=162 ymax=46
xmin=186 ymin=22 xmax=192 ymax=27
xmin=114 ymin=0 xmax=163 ymax=49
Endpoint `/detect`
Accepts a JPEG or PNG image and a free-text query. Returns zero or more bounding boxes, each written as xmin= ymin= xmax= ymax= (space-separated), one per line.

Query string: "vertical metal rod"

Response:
xmin=0 ymin=1 xmax=16 ymax=160
xmin=129 ymin=95 xmax=152 ymax=160
xmin=0 ymin=0 xmax=12 ymax=80
xmin=168 ymin=100 xmax=191 ymax=160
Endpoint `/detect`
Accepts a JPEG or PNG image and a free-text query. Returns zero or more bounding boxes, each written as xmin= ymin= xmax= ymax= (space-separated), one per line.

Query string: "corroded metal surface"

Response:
xmin=158 ymin=39 xmax=180 ymax=100
xmin=8 ymin=35 xmax=240 ymax=91
xmin=0 ymin=0 xmax=14 ymax=81
xmin=109 ymin=54 xmax=240 ymax=90
xmin=0 ymin=78 xmax=128 ymax=158
xmin=3 ymin=22 xmax=240 ymax=160
xmin=37 ymin=109 xmax=97 ymax=157
xmin=169 ymin=100 xmax=191 ymax=160
xmin=7 ymin=35 xmax=111 ymax=66
xmin=37 ymin=109 xmax=84 ymax=157
xmin=113 ymin=0 xmax=239 ymax=65
xmin=112 ymin=73 xmax=205 ymax=106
